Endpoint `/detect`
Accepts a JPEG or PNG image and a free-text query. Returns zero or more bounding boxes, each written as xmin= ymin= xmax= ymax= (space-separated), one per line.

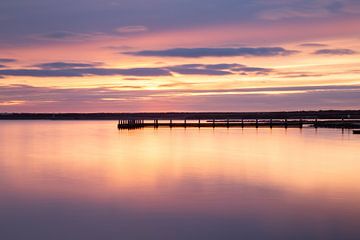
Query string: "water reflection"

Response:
xmin=0 ymin=121 xmax=359 ymax=239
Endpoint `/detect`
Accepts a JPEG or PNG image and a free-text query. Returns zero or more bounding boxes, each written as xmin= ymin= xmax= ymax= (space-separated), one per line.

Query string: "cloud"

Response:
xmin=0 ymin=64 xmax=6 ymax=68
xmin=32 ymin=31 xmax=98 ymax=41
xmin=115 ymin=25 xmax=148 ymax=33
xmin=1 ymin=84 xmax=360 ymax=112
xmin=299 ymin=43 xmax=328 ymax=47
xmin=313 ymin=48 xmax=357 ymax=55
xmin=0 ymin=62 xmax=272 ymax=77
xmin=0 ymin=58 xmax=17 ymax=63
xmin=168 ymin=66 xmax=231 ymax=76
xmin=276 ymin=72 xmax=325 ymax=78
xmin=125 ymin=47 xmax=299 ymax=58
xmin=0 ymin=67 xmax=172 ymax=77
xmin=168 ymin=64 xmax=272 ymax=76
xmin=33 ymin=62 xmax=102 ymax=70
xmin=258 ymin=7 xmax=330 ymax=20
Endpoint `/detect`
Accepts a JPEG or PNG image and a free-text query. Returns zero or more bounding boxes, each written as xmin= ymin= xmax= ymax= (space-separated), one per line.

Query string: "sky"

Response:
xmin=0 ymin=0 xmax=360 ymax=112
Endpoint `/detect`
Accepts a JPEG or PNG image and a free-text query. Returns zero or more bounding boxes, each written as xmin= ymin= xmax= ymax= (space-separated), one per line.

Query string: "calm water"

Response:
xmin=0 ymin=121 xmax=360 ymax=240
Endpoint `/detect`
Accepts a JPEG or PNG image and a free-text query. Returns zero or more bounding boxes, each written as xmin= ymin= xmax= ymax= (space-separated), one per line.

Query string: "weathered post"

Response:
xmin=198 ymin=119 xmax=201 ymax=128
xmin=270 ymin=119 xmax=273 ymax=128
xmin=227 ymin=119 xmax=229 ymax=128
xmin=256 ymin=119 xmax=258 ymax=128
xmin=213 ymin=119 xmax=215 ymax=128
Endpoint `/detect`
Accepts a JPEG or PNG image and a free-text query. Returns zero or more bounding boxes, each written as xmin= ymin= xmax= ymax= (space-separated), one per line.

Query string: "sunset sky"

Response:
xmin=1 ymin=0 xmax=360 ymax=112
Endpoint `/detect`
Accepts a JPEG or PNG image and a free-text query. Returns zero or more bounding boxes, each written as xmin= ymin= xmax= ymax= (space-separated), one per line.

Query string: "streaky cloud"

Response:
xmin=313 ymin=48 xmax=357 ymax=55
xmin=125 ymin=47 xmax=299 ymax=58
xmin=0 ymin=63 xmax=272 ymax=77
xmin=0 ymin=68 xmax=172 ymax=77
xmin=168 ymin=66 xmax=231 ymax=76
xmin=33 ymin=62 xmax=102 ymax=70
xmin=115 ymin=25 xmax=148 ymax=33
xmin=0 ymin=58 xmax=17 ymax=63
xmin=168 ymin=63 xmax=271 ymax=76
xmin=32 ymin=31 xmax=96 ymax=41
xmin=1 ymin=84 xmax=360 ymax=112
xmin=299 ymin=43 xmax=328 ymax=47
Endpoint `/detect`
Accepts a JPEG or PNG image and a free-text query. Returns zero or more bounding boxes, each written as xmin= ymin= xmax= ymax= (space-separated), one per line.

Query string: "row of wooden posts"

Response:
xmin=117 ymin=119 xmax=145 ymax=129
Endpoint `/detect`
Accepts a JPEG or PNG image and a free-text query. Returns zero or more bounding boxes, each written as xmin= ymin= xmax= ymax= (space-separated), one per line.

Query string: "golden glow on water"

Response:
xmin=1 ymin=121 xmax=359 ymax=203
xmin=1 ymin=121 xmax=360 ymax=238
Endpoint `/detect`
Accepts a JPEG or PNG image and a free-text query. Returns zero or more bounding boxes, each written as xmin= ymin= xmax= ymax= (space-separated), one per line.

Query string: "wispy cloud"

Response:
xmin=32 ymin=62 xmax=102 ymax=70
xmin=1 ymin=84 xmax=359 ymax=112
xmin=258 ymin=7 xmax=330 ymax=20
xmin=0 ymin=62 xmax=272 ymax=77
xmin=313 ymin=48 xmax=357 ymax=55
xmin=167 ymin=63 xmax=271 ymax=76
xmin=299 ymin=43 xmax=328 ymax=47
xmin=0 ymin=58 xmax=17 ymax=63
xmin=0 ymin=68 xmax=172 ymax=77
xmin=31 ymin=31 xmax=101 ymax=41
xmin=125 ymin=47 xmax=299 ymax=58
xmin=115 ymin=25 xmax=148 ymax=33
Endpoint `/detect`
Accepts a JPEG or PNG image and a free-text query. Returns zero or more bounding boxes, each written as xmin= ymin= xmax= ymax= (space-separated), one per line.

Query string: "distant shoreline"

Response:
xmin=1 ymin=110 xmax=360 ymax=120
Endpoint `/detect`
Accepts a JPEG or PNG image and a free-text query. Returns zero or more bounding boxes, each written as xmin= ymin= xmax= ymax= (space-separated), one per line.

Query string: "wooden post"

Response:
xmin=170 ymin=119 xmax=173 ymax=128
xmin=241 ymin=119 xmax=244 ymax=128
xmin=299 ymin=118 xmax=303 ymax=128
xmin=315 ymin=118 xmax=318 ymax=128
xmin=184 ymin=119 xmax=187 ymax=127
xmin=198 ymin=119 xmax=201 ymax=128
xmin=256 ymin=119 xmax=258 ymax=128
xmin=227 ymin=119 xmax=229 ymax=128
xmin=285 ymin=118 xmax=288 ymax=128
xmin=270 ymin=119 xmax=273 ymax=128
xmin=213 ymin=119 xmax=215 ymax=128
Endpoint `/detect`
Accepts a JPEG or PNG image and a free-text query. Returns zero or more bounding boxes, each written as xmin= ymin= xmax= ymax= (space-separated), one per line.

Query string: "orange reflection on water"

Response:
xmin=1 ymin=121 xmax=360 ymax=239
xmin=1 ymin=121 xmax=359 ymax=207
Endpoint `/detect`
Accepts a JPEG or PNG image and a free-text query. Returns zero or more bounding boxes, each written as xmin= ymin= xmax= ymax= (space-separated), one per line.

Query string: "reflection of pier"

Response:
xmin=117 ymin=118 xmax=360 ymax=130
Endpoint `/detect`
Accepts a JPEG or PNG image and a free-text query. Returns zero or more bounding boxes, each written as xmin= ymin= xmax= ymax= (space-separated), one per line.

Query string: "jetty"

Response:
xmin=117 ymin=118 xmax=360 ymax=130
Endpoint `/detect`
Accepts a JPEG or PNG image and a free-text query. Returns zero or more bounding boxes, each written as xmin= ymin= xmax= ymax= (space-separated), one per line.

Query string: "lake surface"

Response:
xmin=0 ymin=121 xmax=359 ymax=240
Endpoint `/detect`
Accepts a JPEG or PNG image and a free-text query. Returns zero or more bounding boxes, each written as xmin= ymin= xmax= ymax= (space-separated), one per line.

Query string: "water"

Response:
xmin=0 ymin=121 xmax=359 ymax=240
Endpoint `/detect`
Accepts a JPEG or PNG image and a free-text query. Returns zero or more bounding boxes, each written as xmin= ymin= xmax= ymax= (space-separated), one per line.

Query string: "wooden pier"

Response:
xmin=117 ymin=118 xmax=360 ymax=130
